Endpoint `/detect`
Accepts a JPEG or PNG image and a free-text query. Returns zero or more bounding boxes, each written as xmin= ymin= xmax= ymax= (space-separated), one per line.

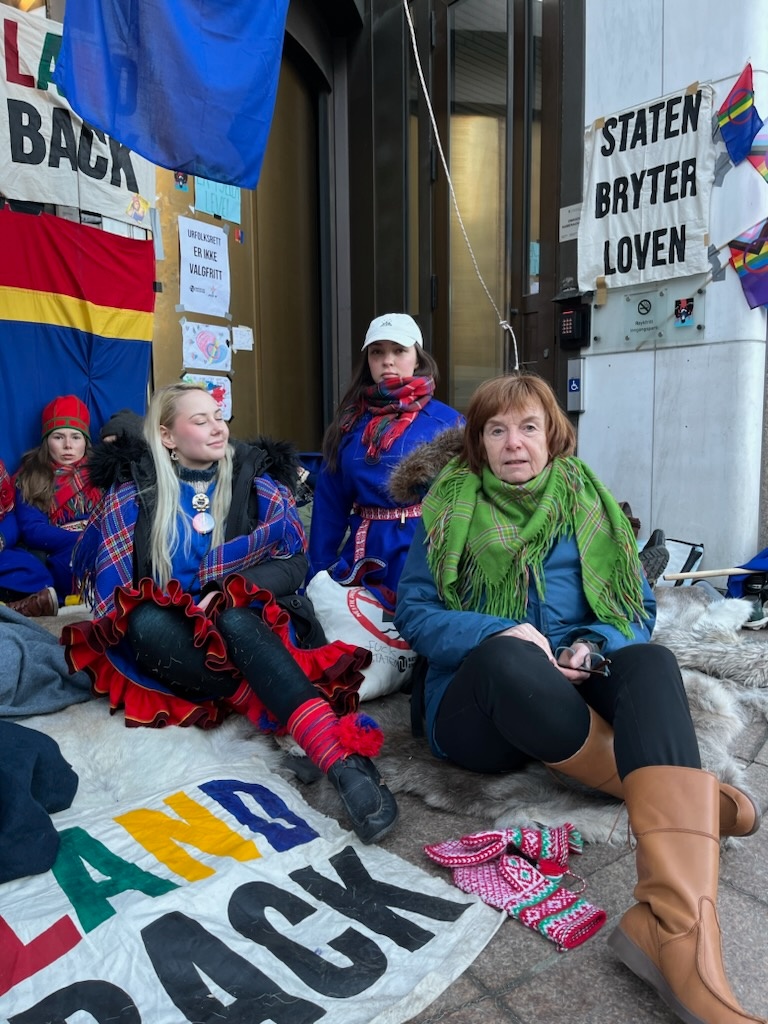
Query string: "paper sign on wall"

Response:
xmin=182 ymin=372 xmax=232 ymax=420
xmin=181 ymin=321 xmax=232 ymax=372
xmin=195 ymin=178 xmax=241 ymax=224
xmin=178 ymin=216 xmax=231 ymax=318
xmin=232 ymin=325 xmax=254 ymax=351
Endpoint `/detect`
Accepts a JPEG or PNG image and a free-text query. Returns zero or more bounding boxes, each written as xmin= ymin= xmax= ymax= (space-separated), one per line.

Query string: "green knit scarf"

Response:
xmin=421 ymin=455 xmax=645 ymax=637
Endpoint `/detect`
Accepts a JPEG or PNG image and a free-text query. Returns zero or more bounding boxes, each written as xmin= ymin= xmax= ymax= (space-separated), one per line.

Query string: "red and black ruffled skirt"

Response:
xmin=62 ymin=574 xmax=371 ymax=730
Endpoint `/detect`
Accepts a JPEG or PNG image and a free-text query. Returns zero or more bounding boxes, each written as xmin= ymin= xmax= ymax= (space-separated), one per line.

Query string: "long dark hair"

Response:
xmin=16 ymin=436 xmax=91 ymax=513
xmin=321 ymin=346 xmax=440 ymax=471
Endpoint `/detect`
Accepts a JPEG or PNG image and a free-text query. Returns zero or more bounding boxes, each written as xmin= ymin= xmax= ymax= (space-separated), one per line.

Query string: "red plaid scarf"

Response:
xmin=49 ymin=459 xmax=102 ymax=526
xmin=0 ymin=461 xmax=14 ymax=518
xmin=338 ymin=376 xmax=434 ymax=463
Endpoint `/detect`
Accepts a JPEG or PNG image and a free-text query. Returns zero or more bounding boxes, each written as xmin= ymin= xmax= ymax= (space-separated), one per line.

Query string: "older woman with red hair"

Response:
xmin=396 ymin=372 xmax=763 ymax=1024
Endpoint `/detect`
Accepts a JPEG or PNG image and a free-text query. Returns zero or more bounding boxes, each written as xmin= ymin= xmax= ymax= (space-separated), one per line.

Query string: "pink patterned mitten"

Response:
xmin=497 ymin=854 xmax=606 ymax=951
xmin=425 ymin=828 xmax=519 ymax=867
xmin=505 ymin=823 xmax=583 ymax=878
xmin=451 ymin=860 xmax=518 ymax=913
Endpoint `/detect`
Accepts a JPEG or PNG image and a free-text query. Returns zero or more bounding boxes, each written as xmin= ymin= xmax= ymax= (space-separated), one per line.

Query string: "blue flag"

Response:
xmin=53 ymin=0 xmax=289 ymax=189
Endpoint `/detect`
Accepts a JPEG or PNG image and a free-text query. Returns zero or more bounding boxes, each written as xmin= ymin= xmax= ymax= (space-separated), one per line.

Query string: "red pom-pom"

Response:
xmin=336 ymin=712 xmax=384 ymax=758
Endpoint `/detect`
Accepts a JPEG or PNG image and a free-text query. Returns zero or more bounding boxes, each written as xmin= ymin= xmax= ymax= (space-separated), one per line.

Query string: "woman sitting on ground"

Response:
xmin=395 ymin=371 xmax=762 ymax=1024
xmin=9 ymin=395 xmax=102 ymax=616
xmin=0 ymin=457 xmax=59 ymax=616
xmin=63 ymin=382 xmax=398 ymax=844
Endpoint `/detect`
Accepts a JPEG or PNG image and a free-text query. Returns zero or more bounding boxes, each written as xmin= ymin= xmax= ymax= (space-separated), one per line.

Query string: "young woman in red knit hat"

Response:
xmin=7 ymin=395 xmax=102 ymax=616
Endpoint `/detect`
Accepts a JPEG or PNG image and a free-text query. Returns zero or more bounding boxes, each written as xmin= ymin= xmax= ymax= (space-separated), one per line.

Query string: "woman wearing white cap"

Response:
xmin=308 ymin=313 xmax=463 ymax=610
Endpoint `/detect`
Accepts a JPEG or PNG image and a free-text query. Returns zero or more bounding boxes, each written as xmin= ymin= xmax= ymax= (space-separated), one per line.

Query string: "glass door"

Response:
xmin=447 ymin=0 xmax=509 ymax=408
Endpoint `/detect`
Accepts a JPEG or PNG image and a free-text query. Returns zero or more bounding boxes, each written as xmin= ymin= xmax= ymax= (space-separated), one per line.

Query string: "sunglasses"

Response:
xmin=555 ymin=646 xmax=612 ymax=678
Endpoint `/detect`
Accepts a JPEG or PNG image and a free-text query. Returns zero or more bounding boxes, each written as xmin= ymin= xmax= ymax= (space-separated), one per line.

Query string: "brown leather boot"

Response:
xmin=719 ymin=782 xmax=761 ymax=837
xmin=607 ymin=766 xmax=766 ymax=1024
xmin=546 ymin=709 xmax=760 ymax=837
xmin=6 ymin=586 xmax=59 ymax=618
xmin=545 ymin=708 xmax=623 ymax=798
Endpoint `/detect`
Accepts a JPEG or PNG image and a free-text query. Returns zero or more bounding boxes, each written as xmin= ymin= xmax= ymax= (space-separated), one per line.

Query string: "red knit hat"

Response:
xmin=41 ymin=395 xmax=91 ymax=441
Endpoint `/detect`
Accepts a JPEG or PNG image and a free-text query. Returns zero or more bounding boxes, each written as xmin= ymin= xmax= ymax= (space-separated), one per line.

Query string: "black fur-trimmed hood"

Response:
xmin=387 ymin=425 xmax=464 ymax=504
xmin=86 ymin=434 xmax=303 ymax=494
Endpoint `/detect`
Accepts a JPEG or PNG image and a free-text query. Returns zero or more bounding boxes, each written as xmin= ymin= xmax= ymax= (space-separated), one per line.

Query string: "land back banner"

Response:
xmin=0 ymin=8 xmax=155 ymax=225
xmin=0 ymin=755 xmax=502 ymax=1023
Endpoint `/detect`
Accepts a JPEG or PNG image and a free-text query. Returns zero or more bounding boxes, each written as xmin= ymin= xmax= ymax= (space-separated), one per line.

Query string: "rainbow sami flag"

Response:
xmin=717 ymin=63 xmax=762 ymax=165
xmin=747 ymin=118 xmax=768 ymax=183
xmin=728 ymin=218 xmax=768 ymax=310
xmin=0 ymin=206 xmax=155 ymax=469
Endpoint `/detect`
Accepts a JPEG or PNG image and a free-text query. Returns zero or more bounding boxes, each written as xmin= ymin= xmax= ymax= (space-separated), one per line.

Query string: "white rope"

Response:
xmin=402 ymin=0 xmax=520 ymax=370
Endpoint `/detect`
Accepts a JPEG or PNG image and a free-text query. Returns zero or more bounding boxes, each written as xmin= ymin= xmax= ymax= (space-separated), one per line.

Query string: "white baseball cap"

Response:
xmin=362 ymin=313 xmax=423 ymax=349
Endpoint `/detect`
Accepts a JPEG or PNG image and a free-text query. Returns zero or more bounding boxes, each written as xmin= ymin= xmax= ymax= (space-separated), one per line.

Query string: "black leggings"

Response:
xmin=433 ymin=636 xmax=700 ymax=778
xmin=126 ymin=603 xmax=318 ymax=724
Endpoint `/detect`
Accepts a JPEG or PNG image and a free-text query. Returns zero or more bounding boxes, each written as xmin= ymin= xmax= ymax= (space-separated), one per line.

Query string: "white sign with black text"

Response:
xmin=578 ymin=85 xmax=715 ymax=291
xmin=178 ymin=215 xmax=231 ymax=318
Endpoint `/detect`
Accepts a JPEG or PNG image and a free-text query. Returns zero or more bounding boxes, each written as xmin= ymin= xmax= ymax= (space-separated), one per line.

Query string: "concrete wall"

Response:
xmin=577 ymin=0 xmax=768 ymax=577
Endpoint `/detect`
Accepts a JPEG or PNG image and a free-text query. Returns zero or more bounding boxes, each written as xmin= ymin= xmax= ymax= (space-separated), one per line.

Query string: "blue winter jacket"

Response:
xmin=394 ymin=520 xmax=656 ymax=757
xmin=308 ymin=399 xmax=464 ymax=607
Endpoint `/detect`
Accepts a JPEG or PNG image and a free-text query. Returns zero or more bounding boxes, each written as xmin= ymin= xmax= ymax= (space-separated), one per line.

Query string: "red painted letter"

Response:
xmin=0 ymin=915 xmax=81 ymax=995
xmin=4 ymin=18 xmax=35 ymax=88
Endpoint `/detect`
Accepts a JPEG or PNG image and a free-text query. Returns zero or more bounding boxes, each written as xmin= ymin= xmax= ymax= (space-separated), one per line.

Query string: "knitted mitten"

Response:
xmin=504 ymin=823 xmax=583 ymax=879
xmin=425 ymin=823 xmax=583 ymax=879
xmin=498 ymin=854 xmax=605 ymax=951
xmin=451 ymin=855 xmax=606 ymax=952
xmin=425 ymin=828 xmax=519 ymax=867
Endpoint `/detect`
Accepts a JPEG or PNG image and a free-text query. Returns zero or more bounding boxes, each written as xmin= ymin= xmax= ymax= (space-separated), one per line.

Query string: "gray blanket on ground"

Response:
xmin=0 ymin=607 xmax=91 ymax=717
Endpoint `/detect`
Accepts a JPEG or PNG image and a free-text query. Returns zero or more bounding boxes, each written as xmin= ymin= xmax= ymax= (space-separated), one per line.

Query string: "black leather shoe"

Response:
xmin=326 ymin=755 xmax=399 ymax=844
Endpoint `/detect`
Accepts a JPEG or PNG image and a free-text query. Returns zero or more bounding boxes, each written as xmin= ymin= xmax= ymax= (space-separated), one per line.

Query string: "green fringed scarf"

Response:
xmin=421 ymin=455 xmax=646 ymax=637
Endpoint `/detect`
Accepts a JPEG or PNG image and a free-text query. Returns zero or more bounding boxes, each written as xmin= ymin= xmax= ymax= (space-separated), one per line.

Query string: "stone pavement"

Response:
xmin=296 ymin=654 xmax=768 ymax=1024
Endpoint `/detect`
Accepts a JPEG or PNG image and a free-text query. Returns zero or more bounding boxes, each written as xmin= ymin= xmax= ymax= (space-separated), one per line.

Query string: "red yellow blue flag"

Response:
xmin=0 ymin=207 xmax=155 ymax=469
xmin=717 ymin=63 xmax=762 ymax=165
xmin=728 ymin=218 xmax=768 ymax=309
xmin=747 ymin=118 xmax=768 ymax=183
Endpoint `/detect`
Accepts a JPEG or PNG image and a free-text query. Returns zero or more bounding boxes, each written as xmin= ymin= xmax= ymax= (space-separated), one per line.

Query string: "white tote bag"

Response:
xmin=306 ymin=571 xmax=417 ymax=700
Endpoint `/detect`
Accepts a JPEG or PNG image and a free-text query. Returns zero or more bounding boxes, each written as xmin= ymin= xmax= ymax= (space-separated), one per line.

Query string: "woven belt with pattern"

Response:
xmin=352 ymin=502 xmax=423 ymax=525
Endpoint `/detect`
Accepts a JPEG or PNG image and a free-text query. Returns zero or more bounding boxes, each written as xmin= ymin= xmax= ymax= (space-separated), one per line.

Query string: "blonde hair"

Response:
xmin=143 ymin=382 xmax=233 ymax=588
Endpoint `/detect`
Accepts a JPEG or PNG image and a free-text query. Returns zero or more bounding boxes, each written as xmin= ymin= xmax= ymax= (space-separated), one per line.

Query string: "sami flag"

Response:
xmin=53 ymin=0 xmax=290 ymax=190
xmin=0 ymin=207 xmax=154 ymax=470
xmin=728 ymin=218 xmax=768 ymax=310
xmin=717 ymin=63 xmax=762 ymax=165
xmin=747 ymin=118 xmax=768 ymax=183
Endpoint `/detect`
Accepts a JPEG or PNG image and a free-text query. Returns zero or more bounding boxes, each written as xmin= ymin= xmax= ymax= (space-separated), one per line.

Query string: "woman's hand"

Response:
xmin=498 ymin=623 xmax=558 ymax=666
xmin=555 ymin=640 xmax=594 ymax=685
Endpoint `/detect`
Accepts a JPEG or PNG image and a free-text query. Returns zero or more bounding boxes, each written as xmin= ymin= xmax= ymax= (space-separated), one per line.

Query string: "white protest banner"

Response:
xmin=0 ymin=8 xmax=155 ymax=227
xmin=578 ymin=85 xmax=715 ymax=291
xmin=178 ymin=215 xmax=231 ymax=318
xmin=0 ymin=756 xmax=502 ymax=1024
